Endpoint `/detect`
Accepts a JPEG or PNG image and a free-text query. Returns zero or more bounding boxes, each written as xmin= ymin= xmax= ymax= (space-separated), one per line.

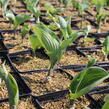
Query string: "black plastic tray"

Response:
xmin=32 ymin=86 xmax=109 ymax=109
xmin=0 ymin=64 xmax=32 ymax=103
xmin=0 ymin=39 xmax=8 ymax=56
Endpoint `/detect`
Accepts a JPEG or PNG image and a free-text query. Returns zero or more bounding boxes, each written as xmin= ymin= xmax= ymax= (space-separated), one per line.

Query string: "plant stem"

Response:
xmin=69 ymin=99 xmax=75 ymax=108
xmin=47 ymin=68 xmax=54 ymax=77
xmin=103 ymin=55 xmax=107 ymax=61
xmin=97 ymin=22 xmax=101 ymax=33
xmin=10 ymin=105 xmax=17 ymax=109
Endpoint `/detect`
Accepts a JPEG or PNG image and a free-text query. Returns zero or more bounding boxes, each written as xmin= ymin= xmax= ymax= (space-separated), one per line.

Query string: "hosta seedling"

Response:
xmin=97 ymin=13 xmax=108 ymax=33
xmin=5 ymin=10 xmax=31 ymax=36
xmin=91 ymin=0 xmax=109 ymax=28
xmin=58 ymin=16 xmax=72 ymax=40
xmin=0 ymin=63 xmax=19 ymax=109
xmin=25 ymin=0 xmax=41 ymax=22
xmin=58 ymin=0 xmax=72 ymax=8
xmin=21 ymin=24 xmax=30 ymax=42
xmin=45 ymin=2 xmax=63 ymax=15
xmin=87 ymin=55 xmax=98 ymax=68
xmin=69 ymin=66 xmax=109 ymax=100
xmin=0 ymin=0 xmax=9 ymax=15
xmin=91 ymin=0 xmax=109 ymax=14
xmin=30 ymin=23 xmax=83 ymax=78
xmin=72 ymin=0 xmax=90 ymax=28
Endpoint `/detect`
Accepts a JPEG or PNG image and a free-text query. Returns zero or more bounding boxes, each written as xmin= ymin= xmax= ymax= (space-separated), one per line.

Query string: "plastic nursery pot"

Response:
xmin=0 ymin=55 xmax=32 ymax=103
xmin=9 ymin=60 xmax=74 ymax=96
xmin=32 ymin=89 xmax=102 ymax=109
xmin=0 ymin=97 xmax=36 ymax=109
xmin=61 ymin=61 xmax=109 ymax=72
xmin=32 ymin=90 xmax=69 ymax=109
xmin=1 ymin=29 xmax=21 ymax=33
xmin=88 ymin=32 xmax=109 ymax=38
xmin=0 ymin=66 xmax=32 ymax=103
xmin=88 ymin=88 xmax=109 ymax=109
xmin=77 ymin=45 xmax=102 ymax=52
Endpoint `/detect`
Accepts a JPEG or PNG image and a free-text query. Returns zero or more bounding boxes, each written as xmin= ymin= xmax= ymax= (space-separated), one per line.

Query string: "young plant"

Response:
xmin=69 ymin=57 xmax=109 ymax=106
xmin=21 ymin=24 xmax=30 ymax=42
xmin=58 ymin=16 xmax=72 ymax=40
xmin=30 ymin=23 xmax=83 ymax=78
xmin=91 ymin=0 xmax=109 ymax=32
xmin=0 ymin=63 xmax=19 ymax=109
xmin=69 ymin=66 xmax=109 ymax=101
xmin=5 ymin=10 xmax=31 ymax=36
xmin=25 ymin=0 xmax=41 ymax=22
xmin=102 ymin=36 xmax=109 ymax=61
xmin=72 ymin=0 xmax=90 ymax=28
xmin=58 ymin=0 xmax=72 ymax=8
xmin=87 ymin=55 xmax=98 ymax=68
xmin=45 ymin=2 xmax=63 ymax=15
xmin=96 ymin=13 xmax=107 ymax=33
xmin=82 ymin=25 xmax=93 ymax=43
xmin=0 ymin=0 xmax=9 ymax=16
xmin=91 ymin=0 xmax=107 ymax=15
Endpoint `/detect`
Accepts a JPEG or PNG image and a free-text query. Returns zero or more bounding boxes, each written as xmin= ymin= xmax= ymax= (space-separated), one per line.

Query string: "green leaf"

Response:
xmin=0 ymin=63 xmax=19 ymax=109
xmin=91 ymin=0 xmax=107 ymax=6
xmin=102 ymin=36 xmax=109 ymax=58
xmin=58 ymin=0 xmax=72 ymax=7
xmin=87 ymin=55 xmax=97 ymax=67
xmin=26 ymin=0 xmax=39 ymax=8
xmin=97 ymin=13 xmax=107 ymax=24
xmin=35 ymin=23 xmax=59 ymax=41
xmin=33 ymin=24 xmax=60 ymax=73
xmin=69 ymin=67 xmax=109 ymax=100
xmin=29 ymin=34 xmax=42 ymax=51
xmin=21 ymin=24 xmax=30 ymax=40
xmin=102 ymin=100 xmax=109 ymax=109
xmin=33 ymin=25 xmax=60 ymax=54
xmin=14 ymin=14 xmax=31 ymax=28
xmin=45 ymin=2 xmax=55 ymax=13
xmin=45 ymin=2 xmax=63 ymax=15
xmin=0 ymin=0 xmax=9 ymax=11
xmin=58 ymin=16 xmax=69 ymax=39
xmin=60 ymin=32 xmax=82 ymax=51
xmin=5 ymin=10 xmax=15 ymax=23
xmin=72 ymin=0 xmax=79 ymax=9
xmin=32 ymin=23 xmax=83 ymax=76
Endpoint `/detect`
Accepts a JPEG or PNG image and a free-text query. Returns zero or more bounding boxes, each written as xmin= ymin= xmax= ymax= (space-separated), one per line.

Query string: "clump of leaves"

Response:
xmin=96 ymin=13 xmax=108 ymax=33
xmin=0 ymin=63 xmax=19 ymax=109
xmin=69 ymin=56 xmax=109 ymax=107
xmin=45 ymin=2 xmax=63 ymax=15
xmin=69 ymin=66 xmax=109 ymax=100
xmin=30 ymin=23 xmax=83 ymax=78
xmin=91 ymin=0 xmax=108 ymax=15
xmin=25 ymin=0 xmax=41 ymax=22
xmin=58 ymin=16 xmax=72 ymax=40
xmin=102 ymin=36 xmax=109 ymax=61
xmin=87 ymin=55 xmax=98 ymax=68
xmin=58 ymin=0 xmax=72 ymax=8
xmin=91 ymin=0 xmax=109 ymax=32
xmin=72 ymin=0 xmax=90 ymax=28
xmin=0 ymin=0 xmax=9 ymax=16
xmin=21 ymin=24 xmax=30 ymax=42
xmin=5 ymin=10 xmax=31 ymax=36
